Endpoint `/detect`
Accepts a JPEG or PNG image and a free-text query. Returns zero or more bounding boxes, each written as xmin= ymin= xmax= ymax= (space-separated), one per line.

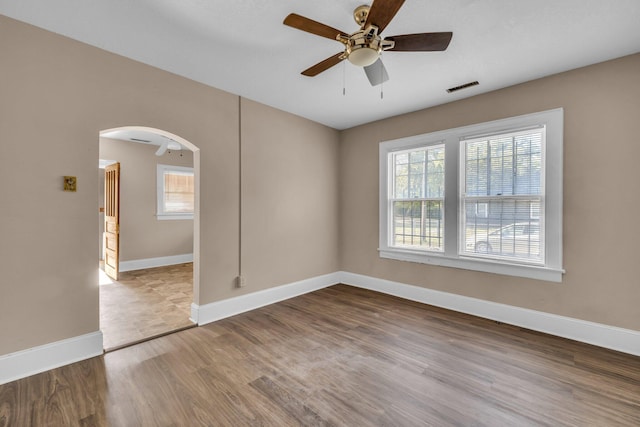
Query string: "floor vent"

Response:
xmin=447 ymin=81 xmax=479 ymax=93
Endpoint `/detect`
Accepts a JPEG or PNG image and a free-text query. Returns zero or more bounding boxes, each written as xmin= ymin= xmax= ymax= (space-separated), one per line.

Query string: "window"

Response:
xmin=390 ymin=145 xmax=445 ymax=251
xmin=461 ymin=128 xmax=544 ymax=264
xmin=379 ymin=109 xmax=563 ymax=282
xmin=157 ymin=164 xmax=194 ymax=220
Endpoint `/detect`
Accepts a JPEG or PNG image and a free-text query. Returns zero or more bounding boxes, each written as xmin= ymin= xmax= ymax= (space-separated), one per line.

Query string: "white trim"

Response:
xmin=119 ymin=253 xmax=193 ymax=272
xmin=156 ymin=213 xmax=194 ymax=220
xmin=0 ymin=331 xmax=103 ymax=385
xmin=379 ymin=249 xmax=564 ymax=282
xmin=339 ymin=271 xmax=640 ymax=357
xmin=193 ymin=272 xmax=342 ymax=326
xmin=190 ymin=303 xmax=200 ymax=324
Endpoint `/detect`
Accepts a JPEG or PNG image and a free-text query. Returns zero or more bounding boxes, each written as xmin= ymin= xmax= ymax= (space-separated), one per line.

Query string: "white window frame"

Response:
xmin=379 ymin=108 xmax=564 ymax=282
xmin=157 ymin=164 xmax=194 ymax=220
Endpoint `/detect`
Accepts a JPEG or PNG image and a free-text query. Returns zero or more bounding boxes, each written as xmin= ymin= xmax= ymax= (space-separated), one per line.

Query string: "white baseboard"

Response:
xmin=192 ymin=272 xmax=342 ymax=326
xmin=0 ymin=331 xmax=103 ymax=385
xmin=339 ymin=271 xmax=640 ymax=357
xmin=3 ymin=270 xmax=638 ymax=386
xmin=119 ymin=253 xmax=193 ymax=272
xmin=190 ymin=303 xmax=199 ymax=324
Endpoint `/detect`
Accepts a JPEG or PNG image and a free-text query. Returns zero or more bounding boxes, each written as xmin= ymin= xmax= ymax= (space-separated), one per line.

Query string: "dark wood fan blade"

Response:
xmin=284 ymin=13 xmax=348 ymax=41
xmin=364 ymin=58 xmax=389 ymax=86
xmin=386 ymin=32 xmax=453 ymax=51
xmin=301 ymin=52 xmax=345 ymax=77
xmin=365 ymin=0 xmax=405 ymax=33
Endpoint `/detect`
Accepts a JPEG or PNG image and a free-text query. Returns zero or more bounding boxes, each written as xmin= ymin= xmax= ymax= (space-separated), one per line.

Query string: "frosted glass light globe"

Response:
xmin=347 ymin=47 xmax=379 ymax=67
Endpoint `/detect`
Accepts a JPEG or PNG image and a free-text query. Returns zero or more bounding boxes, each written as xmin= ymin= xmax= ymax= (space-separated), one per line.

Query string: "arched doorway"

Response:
xmin=98 ymin=126 xmax=200 ymax=351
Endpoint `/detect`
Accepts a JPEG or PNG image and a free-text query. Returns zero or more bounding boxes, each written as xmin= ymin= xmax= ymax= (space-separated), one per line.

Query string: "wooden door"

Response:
xmin=104 ymin=162 xmax=120 ymax=280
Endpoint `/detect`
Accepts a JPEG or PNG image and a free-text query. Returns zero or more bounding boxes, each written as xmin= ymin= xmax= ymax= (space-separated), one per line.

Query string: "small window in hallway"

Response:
xmin=157 ymin=164 xmax=194 ymax=219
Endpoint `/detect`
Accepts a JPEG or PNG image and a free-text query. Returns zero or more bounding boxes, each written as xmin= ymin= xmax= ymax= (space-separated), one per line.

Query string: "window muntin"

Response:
xmin=157 ymin=164 xmax=194 ymax=219
xmin=390 ymin=145 xmax=445 ymax=251
xmin=460 ymin=129 xmax=545 ymax=264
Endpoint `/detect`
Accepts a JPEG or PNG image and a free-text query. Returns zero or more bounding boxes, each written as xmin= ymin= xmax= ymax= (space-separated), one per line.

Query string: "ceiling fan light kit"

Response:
xmin=347 ymin=47 xmax=379 ymax=66
xmin=283 ymin=0 xmax=452 ymax=86
xmin=339 ymin=24 xmax=396 ymax=67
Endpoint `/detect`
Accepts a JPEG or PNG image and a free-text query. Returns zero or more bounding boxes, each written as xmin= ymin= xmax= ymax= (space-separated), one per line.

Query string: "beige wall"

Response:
xmin=340 ymin=53 xmax=640 ymax=331
xmin=240 ymin=99 xmax=340 ymax=295
xmin=0 ymin=16 xmax=340 ymax=356
xmin=99 ymin=138 xmax=194 ymax=262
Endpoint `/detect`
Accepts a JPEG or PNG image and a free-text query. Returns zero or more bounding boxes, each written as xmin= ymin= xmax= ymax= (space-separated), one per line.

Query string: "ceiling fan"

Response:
xmin=283 ymin=0 xmax=453 ymax=86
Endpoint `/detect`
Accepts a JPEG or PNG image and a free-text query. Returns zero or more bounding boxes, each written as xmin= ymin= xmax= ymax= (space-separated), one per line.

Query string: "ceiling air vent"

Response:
xmin=447 ymin=81 xmax=479 ymax=93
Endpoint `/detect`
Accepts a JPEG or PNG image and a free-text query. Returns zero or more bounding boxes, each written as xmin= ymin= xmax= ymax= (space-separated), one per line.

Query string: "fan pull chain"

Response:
xmin=380 ymin=55 xmax=384 ymax=99
xmin=342 ymin=60 xmax=346 ymax=96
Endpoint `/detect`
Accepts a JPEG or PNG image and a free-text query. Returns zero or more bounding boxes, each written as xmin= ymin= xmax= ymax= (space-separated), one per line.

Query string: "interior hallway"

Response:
xmin=99 ymin=262 xmax=194 ymax=350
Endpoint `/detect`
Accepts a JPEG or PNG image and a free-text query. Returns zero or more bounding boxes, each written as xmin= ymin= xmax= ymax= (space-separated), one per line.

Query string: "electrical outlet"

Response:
xmin=236 ymin=275 xmax=246 ymax=288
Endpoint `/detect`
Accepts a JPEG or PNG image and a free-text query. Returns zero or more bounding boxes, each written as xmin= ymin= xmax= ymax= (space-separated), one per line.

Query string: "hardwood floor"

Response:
xmin=100 ymin=263 xmax=194 ymax=350
xmin=2 ymin=284 xmax=639 ymax=426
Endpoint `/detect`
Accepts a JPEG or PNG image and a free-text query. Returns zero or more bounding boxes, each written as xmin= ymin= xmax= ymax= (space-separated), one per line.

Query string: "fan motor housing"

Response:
xmin=347 ymin=30 xmax=380 ymax=66
xmin=338 ymin=26 xmax=394 ymax=67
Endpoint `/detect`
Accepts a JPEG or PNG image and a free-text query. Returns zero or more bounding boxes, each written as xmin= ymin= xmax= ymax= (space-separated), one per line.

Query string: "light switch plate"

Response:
xmin=64 ymin=176 xmax=77 ymax=192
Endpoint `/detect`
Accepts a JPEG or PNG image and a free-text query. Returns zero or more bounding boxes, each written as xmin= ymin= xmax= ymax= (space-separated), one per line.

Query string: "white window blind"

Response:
xmin=157 ymin=164 xmax=194 ymax=219
xmin=460 ymin=128 xmax=545 ymax=264
xmin=163 ymin=170 xmax=194 ymax=213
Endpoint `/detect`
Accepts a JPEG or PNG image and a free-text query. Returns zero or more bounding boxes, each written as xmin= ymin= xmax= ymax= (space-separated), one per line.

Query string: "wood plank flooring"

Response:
xmin=100 ymin=263 xmax=194 ymax=350
xmin=2 ymin=284 xmax=640 ymax=426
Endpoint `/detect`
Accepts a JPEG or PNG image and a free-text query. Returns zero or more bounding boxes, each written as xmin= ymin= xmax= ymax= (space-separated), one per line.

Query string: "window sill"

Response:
xmin=156 ymin=214 xmax=194 ymax=221
xmin=379 ymin=248 xmax=564 ymax=282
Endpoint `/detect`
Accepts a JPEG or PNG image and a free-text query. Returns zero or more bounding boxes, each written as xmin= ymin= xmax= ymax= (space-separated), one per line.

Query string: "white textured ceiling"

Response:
xmin=2 ymin=0 xmax=640 ymax=130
